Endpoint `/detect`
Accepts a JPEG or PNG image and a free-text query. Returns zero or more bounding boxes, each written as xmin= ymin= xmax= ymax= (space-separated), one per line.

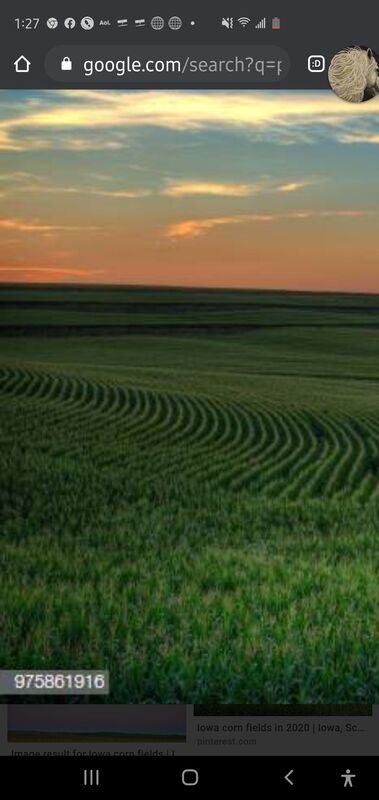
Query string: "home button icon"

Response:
xmin=14 ymin=55 xmax=31 ymax=73
xmin=182 ymin=768 xmax=199 ymax=787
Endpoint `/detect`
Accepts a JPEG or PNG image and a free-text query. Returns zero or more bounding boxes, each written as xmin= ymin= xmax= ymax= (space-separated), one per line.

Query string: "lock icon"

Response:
xmin=61 ymin=57 xmax=72 ymax=71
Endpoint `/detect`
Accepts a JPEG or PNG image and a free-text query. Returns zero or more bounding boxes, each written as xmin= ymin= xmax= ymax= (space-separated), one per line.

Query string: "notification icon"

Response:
xmin=81 ymin=16 xmax=94 ymax=30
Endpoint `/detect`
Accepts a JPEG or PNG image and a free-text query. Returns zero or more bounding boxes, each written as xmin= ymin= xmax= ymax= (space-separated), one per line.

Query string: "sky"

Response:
xmin=0 ymin=89 xmax=379 ymax=292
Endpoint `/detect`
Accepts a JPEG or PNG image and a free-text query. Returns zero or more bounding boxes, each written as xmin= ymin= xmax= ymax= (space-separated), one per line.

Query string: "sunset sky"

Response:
xmin=0 ymin=89 xmax=379 ymax=292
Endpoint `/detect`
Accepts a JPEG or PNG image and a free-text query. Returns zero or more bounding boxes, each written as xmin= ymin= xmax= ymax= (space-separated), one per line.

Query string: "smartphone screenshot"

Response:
xmin=0 ymin=1 xmax=378 ymax=793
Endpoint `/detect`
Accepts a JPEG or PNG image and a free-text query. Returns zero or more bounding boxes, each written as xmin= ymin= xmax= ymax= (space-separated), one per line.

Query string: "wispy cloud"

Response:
xmin=17 ymin=177 xmax=312 ymax=200
xmin=86 ymin=188 xmax=151 ymax=199
xmin=0 ymin=130 xmax=127 ymax=152
xmin=21 ymin=186 xmax=151 ymax=199
xmin=162 ymin=180 xmax=262 ymax=197
xmin=338 ymin=133 xmax=379 ymax=144
xmin=0 ymin=266 xmax=101 ymax=276
xmin=89 ymin=171 xmax=119 ymax=182
xmin=276 ymin=181 xmax=311 ymax=193
xmin=1 ymin=91 xmax=379 ymax=151
xmin=0 ymin=218 xmax=101 ymax=233
xmin=162 ymin=179 xmax=313 ymax=197
xmin=0 ymin=171 xmax=44 ymax=182
xmin=164 ymin=214 xmax=274 ymax=239
xmin=164 ymin=210 xmax=371 ymax=239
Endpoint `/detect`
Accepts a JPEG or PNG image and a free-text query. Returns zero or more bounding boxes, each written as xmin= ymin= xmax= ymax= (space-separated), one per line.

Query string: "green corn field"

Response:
xmin=1 ymin=285 xmax=379 ymax=702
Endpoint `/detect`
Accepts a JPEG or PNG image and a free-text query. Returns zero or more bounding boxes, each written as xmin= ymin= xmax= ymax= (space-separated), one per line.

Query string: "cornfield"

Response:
xmin=1 ymin=285 xmax=379 ymax=702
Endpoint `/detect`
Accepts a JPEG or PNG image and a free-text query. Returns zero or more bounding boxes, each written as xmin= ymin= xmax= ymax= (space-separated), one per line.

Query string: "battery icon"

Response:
xmin=272 ymin=17 xmax=281 ymax=30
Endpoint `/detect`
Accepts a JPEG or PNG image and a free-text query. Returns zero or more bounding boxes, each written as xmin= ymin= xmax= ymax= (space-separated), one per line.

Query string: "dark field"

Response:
xmin=1 ymin=284 xmax=379 ymax=703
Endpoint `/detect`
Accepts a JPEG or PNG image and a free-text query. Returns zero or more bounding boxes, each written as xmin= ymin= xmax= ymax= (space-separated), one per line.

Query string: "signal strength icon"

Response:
xmin=238 ymin=17 xmax=251 ymax=27
xmin=255 ymin=17 xmax=266 ymax=29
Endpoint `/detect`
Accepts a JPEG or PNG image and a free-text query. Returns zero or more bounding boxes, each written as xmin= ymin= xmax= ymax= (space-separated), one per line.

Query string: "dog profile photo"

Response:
xmin=328 ymin=45 xmax=379 ymax=103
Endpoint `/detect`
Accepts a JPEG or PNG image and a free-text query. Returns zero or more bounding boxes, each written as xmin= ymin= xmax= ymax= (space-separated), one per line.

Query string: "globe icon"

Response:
xmin=168 ymin=16 xmax=182 ymax=30
xmin=151 ymin=16 xmax=165 ymax=30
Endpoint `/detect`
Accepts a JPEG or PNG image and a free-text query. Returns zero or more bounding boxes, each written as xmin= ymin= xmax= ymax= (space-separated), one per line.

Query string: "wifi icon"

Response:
xmin=238 ymin=17 xmax=251 ymax=27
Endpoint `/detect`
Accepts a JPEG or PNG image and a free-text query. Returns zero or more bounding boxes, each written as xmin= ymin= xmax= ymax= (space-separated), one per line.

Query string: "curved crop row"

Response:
xmin=1 ymin=365 xmax=379 ymax=500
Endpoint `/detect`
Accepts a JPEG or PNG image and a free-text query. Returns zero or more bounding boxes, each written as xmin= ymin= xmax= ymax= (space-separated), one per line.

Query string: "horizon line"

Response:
xmin=1 ymin=280 xmax=379 ymax=298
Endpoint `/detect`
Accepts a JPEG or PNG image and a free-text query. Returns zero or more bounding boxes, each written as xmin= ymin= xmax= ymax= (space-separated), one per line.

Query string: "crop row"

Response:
xmin=1 ymin=366 xmax=379 ymax=499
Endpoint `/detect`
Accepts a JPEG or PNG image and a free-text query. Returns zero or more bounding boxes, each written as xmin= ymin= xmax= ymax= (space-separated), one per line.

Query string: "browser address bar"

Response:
xmin=45 ymin=45 xmax=290 ymax=84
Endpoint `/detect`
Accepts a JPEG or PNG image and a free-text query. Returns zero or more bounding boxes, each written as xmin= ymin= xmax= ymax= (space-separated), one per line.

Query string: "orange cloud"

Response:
xmin=0 ymin=267 xmax=102 ymax=276
xmin=0 ymin=218 xmax=101 ymax=233
xmin=0 ymin=219 xmax=64 ymax=232
xmin=164 ymin=214 xmax=275 ymax=239
xmin=164 ymin=210 xmax=371 ymax=239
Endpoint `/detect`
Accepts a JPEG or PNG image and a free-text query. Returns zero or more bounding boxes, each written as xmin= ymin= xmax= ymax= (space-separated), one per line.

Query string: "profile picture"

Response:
xmin=328 ymin=45 xmax=379 ymax=103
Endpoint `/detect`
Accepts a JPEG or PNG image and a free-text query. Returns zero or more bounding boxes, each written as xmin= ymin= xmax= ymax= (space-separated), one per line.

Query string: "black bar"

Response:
xmin=1 ymin=756 xmax=377 ymax=795
xmin=1 ymin=0 xmax=379 ymax=88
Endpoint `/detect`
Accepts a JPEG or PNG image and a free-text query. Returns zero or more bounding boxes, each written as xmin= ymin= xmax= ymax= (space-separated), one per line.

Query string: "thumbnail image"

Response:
xmin=194 ymin=705 xmax=372 ymax=716
xmin=0 ymin=90 xmax=379 ymax=703
xmin=8 ymin=704 xmax=186 ymax=743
